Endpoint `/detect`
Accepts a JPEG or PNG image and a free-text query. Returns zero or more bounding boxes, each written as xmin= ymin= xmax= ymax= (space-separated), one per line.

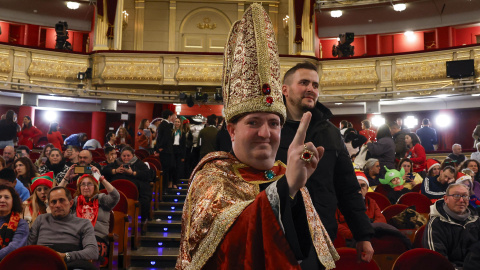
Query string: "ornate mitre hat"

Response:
xmin=222 ymin=3 xmax=286 ymax=124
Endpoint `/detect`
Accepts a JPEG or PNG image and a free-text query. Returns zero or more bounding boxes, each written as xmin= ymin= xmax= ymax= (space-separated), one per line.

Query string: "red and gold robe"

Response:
xmin=176 ymin=152 xmax=339 ymax=270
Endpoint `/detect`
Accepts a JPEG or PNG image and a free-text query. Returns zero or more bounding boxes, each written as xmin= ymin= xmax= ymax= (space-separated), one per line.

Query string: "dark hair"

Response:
xmin=48 ymin=122 xmax=59 ymax=134
xmin=104 ymin=146 xmax=116 ymax=155
xmin=71 ymin=146 xmax=80 ymax=153
xmin=78 ymin=133 xmax=87 ymax=141
xmin=389 ymin=122 xmax=400 ymax=129
xmin=22 ymin=116 xmax=32 ymax=129
xmin=347 ymin=122 xmax=353 ymax=128
xmin=106 ymin=132 xmax=115 ymax=142
xmin=458 ymin=159 xmax=480 ymax=176
xmin=49 ymin=148 xmax=63 ymax=159
xmin=207 ymin=114 xmax=217 ymax=126
xmin=406 ymin=133 xmax=421 ymax=146
xmin=282 ymin=62 xmax=318 ymax=85
xmin=422 ymin=118 xmax=430 ymax=125
xmin=17 ymin=145 xmax=30 ymax=155
xmin=14 ymin=157 xmax=38 ymax=184
xmin=361 ymin=120 xmax=371 ymax=129
xmin=398 ymin=158 xmax=413 ymax=172
xmin=5 ymin=110 xmax=15 ymax=123
xmin=162 ymin=109 xmax=174 ymax=119
xmin=48 ymin=186 xmax=72 ymax=201
xmin=0 ymin=185 xmax=23 ymax=214
xmin=376 ymin=124 xmax=392 ymax=140
xmin=138 ymin=119 xmax=149 ymax=130
xmin=441 ymin=157 xmax=457 ymax=170
xmin=0 ymin=168 xmax=16 ymax=183
xmin=120 ymin=146 xmax=135 ymax=156
xmin=442 ymin=166 xmax=456 ymax=174
xmin=340 ymin=120 xmax=349 ymax=128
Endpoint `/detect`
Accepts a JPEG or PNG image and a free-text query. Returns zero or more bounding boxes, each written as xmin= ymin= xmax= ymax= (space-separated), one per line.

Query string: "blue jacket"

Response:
xmin=15 ymin=180 xmax=30 ymax=202
xmin=416 ymin=126 xmax=437 ymax=152
xmin=64 ymin=133 xmax=84 ymax=147
xmin=421 ymin=175 xmax=449 ymax=200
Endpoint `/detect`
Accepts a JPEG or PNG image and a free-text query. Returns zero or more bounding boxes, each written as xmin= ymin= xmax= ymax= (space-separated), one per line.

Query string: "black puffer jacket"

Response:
xmin=277 ymin=102 xmax=374 ymax=241
xmin=423 ymin=199 xmax=480 ymax=268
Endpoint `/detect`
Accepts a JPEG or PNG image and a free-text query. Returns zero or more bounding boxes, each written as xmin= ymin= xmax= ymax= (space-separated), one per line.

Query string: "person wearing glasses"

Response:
xmin=424 ymin=183 xmax=480 ymax=269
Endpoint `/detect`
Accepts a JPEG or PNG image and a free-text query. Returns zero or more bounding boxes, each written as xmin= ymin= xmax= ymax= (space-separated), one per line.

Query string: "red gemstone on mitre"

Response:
xmin=262 ymin=84 xmax=271 ymax=95
xmin=302 ymin=152 xmax=312 ymax=160
xmin=265 ymin=96 xmax=274 ymax=105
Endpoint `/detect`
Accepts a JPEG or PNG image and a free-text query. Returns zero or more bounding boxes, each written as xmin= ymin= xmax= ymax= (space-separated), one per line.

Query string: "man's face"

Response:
xmin=78 ymin=150 xmax=92 ymax=166
xmin=444 ymin=185 xmax=469 ymax=215
xmin=71 ymin=149 xmax=79 ymax=160
xmin=358 ymin=180 xmax=368 ymax=197
xmin=0 ymin=179 xmax=14 ymax=188
xmin=282 ymin=69 xmax=319 ymax=112
xmin=106 ymin=150 xmax=117 ymax=164
xmin=3 ymin=146 xmax=14 ymax=162
xmin=227 ymin=113 xmax=281 ymax=171
xmin=438 ymin=170 xmax=455 ymax=185
xmin=19 ymin=149 xmax=29 ymax=158
xmin=390 ymin=126 xmax=400 ymax=136
xmin=453 ymin=145 xmax=462 ymax=155
xmin=49 ymin=189 xmax=73 ymax=218
xmin=396 ymin=119 xmax=403 ymax=126
xmin=169 ymin=114 xmax=177 ymax=123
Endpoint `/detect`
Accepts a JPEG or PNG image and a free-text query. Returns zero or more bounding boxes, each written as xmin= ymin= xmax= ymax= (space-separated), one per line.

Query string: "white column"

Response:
xmin=134 ymin=0 xmax=145 ymax=51
xmin=269 ymin=4 xmax=279 ymax=37
xmin=238 ymin=3 xmax=244 ymax=20
xmin=168 ymin=1 xmax=177 ymax=51
xmin=300 ymin=0 xmax=315 ymax=56
xmin=93 ymin=0 xmax=109 ymax=51
xmin=288 ymin=0 xmax=295 ymax=55
xmin=113 ymin=0 xmax=124 ymax=50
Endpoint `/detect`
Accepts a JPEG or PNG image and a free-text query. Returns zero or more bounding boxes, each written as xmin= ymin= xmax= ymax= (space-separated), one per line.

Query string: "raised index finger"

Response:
xmin=291 ymin=111 xmax=312 ymax=146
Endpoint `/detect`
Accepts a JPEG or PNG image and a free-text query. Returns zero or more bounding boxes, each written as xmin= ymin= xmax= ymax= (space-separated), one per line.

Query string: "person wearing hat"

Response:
xmin=426 ymin=158 xmax=441 ymax=178
xmin=177 ymin=4 xmax=339 ymax=270
xmin=58 ymin=166 xmax=119 ymax=267
xmin=336 ymin=171 xmax=386 ymax=243
xmin=456 ymin=172 xmax=480 ymax=209
xmin=22 ymin=172 xmax=53 ymax=227
xmin=378 ymin=167 xmax=409 ymax=204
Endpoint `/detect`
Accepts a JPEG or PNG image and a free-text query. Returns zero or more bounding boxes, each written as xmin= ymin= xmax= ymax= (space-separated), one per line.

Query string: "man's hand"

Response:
xmin=57 ymin=252 xmax=66 ymax=259
xmin=285 ymin=112 xmax=324 ymax=197
xmin=356 ymin=241 xmax=374 ymax=263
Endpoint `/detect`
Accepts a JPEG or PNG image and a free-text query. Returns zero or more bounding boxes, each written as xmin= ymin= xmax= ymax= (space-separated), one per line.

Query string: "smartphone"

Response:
xmin=122 ymin=164 xmax=130 ymax=169
xmin=75 ymin=166 xmax=93 ymax=174
xmin=93 ymin=171 xmax=101 ymax=181
xmin=41 ymin=157 xmax=47 ymax=163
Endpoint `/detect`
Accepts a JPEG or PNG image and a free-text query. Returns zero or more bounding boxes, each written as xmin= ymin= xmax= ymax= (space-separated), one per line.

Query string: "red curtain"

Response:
xmin=106 ymin=0 xmax=118 ymax=38
xmin=97 ymin=0 xmax=104 ymax=17
xmin=294 ymin=0 xmax=304 ymax=44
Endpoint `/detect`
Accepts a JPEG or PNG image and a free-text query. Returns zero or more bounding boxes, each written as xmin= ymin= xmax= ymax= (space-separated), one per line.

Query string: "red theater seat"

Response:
xmin=397 ymin=193 xmax=432 ymax=214
xmin=365 ymin=192 xmax=391 ymax=211
xmin=0 ymin=245 xmax=67 ymax=269
xmin=335 ymin=248 xmax=380 ymax=270
xmin=381 ymin=204 xmax=408 ymax=223
xmin=392 ymin=248 xmax=454 ymax=270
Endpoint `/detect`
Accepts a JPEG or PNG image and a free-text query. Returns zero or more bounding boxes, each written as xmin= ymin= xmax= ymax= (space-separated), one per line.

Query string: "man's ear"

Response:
xmin=69 ymin=199 xmax=74 ymax=208
xmin=226 ymin=123 xmax=235 ymax=142
xmin=282 ymin=84 xmax=288 ymax=97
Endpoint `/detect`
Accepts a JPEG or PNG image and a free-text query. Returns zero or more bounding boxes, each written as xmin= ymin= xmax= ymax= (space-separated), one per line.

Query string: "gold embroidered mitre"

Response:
xmin=222 ymin=3 xmax=286 ymax=124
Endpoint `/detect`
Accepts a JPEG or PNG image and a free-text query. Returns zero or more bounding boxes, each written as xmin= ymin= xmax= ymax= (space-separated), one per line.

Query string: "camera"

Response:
xmin=122 ymin=164 xmax=130 ymax=169
xmin=55 ymin=21 xmax=72 ymax=51
xmin=75 ymin=166 xmax=92 ymax=174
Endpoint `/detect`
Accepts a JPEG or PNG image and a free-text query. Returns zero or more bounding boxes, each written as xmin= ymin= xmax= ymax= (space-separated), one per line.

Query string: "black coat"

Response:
xmin=277 ymin=102 xmax=374 ymax=241
xmin=155 ymin=121 xmax=174 ymax=154
xmin=102 ymin=157 xmax=150 ymax=184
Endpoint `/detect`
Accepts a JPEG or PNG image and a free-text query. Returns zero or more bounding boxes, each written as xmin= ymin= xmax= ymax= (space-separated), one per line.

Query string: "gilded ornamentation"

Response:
xmin=197 ymin=17 xmax=217 ymax=30
xmin=102 ymin=60 xmax=162 ymax=81
xmin=320 ymin=62 xmax=378 ymax=88
xmin=28 ymin=54 xmax=88 ymax=80
xmin=394 ymin=53 xmax=451 ymax=83
xmin=176 ymin=64 xmax=222 ymax=83
xmin=0 ymin=52 xmax=12 ymax=75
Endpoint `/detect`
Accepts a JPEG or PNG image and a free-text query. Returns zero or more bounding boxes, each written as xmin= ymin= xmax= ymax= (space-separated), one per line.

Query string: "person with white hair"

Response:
xmin=448 ymin=143 xmax=466 ymax=164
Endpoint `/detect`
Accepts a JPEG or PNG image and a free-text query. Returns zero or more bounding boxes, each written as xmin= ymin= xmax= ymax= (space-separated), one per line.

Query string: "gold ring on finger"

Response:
xmin=300 ymin=144 xmax=314 ymax=162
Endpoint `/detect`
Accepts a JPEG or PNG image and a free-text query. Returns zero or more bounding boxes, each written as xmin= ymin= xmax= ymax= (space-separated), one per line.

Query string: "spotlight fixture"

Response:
xmin=393 ymin=3 xmax=406 ymax=12
xmin=330 ymin=10 xmax=342 ymax=18
xmin=77 ymin=68 xmax=92 ymax=80
xmin=66 ymin=1 xmax=80 ymax=10
xmin=55 ymin=21 xmax=72 ymax=50
xmin=214 ymin=87 xmax=223 ymax=101
xmin=186 ymin=94 xmax=194 ymax=107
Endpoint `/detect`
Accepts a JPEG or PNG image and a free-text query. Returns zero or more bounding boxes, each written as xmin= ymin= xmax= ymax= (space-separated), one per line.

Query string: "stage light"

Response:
xmin=66 ymin=2 xmax=80 ymax=10
xmin=331 ymin=10 xmax=342 ymax=18
xmin=393 ymin=4 xmax=406 ymax=12
xmin=371 ymin=115 xmax=385 ymax=127
xmin=44 ymin=110 xmax=58 ymax=122
xmin=404 ymin=116 xmax=418 ymax=129
xmin=435 ymin=114 xmax=452 ymax=128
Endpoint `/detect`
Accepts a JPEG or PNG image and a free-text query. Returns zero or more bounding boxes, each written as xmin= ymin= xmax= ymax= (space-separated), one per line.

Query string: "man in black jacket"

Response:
xmin=277 ymin=62 xmax=374 ymax=265
xmin=155 ymin=109 xmax=176 ymax=191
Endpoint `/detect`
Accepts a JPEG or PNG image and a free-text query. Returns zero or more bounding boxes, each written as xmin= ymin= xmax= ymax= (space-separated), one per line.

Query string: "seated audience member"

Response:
xmin=0 ymin=185 xmax=29 ymax=260
xmin=0 ymin=168 xmax=30 ymax=202
xmin=405 ymin=133 xmax=427 ymax=177
xmin=77 ymin=150 xmax=101 ymax=171
xmin=64 ymin=133 xmax=88 ymax=148
xmin=379 ymin=167 xmax=409 ymax=204
xmin=421 ymin=166 xmax=456 ymax=202
xmin=104 ymin=147 xmax=117 ymax=165
xmin=426 ymin=159 xmax=441 ymax=178
xmin=441 ymin=157 xmax=457 ymax=171
xmin=344 ymin=128 xmax=367 ymax=157
xmin=424 ymin=183 xmax=480 ymax=269
xmin=103 ymin=146 xmax=151 ymax=226
xmin=16 ymin=145 xmax=31 ymax=159
xmin=389 ymin=122 xmax=408 ymax=160
xmin=22 ymin=172 xmax=53 ymax=227
xmin=398 ymin=158 xmax=423 ymax=189
xmin=34 ymin=143 xmax=54 ymax=168
xmin=104 ymin=132 xmax=116 ymax=149
xmin=59 ymin=168 xmax=119 ymax=266
xmin=359 ymin=119 xmax=377 ymax=142
xmin=65 ymin=146 xmax=80 ymax=167
xmin=14 ymin=157 xmax=38 ymax=191
xmin=363 ymin=158 xmax=381 ymax=187
xmin=83 ymin=139 xmax=102 ymax=150
xmin=366 ymin=124 xmax=395 ymax=178
xmin=2 ymin=145 xmax=15 ymax=168
xmin=455 ymin=172 xmax=480 ymax=210
xmin=28 ymin=186 xmax=98 ymax=269
xmin=336 ymin=171 xmax=386 ymax=243
xmin=38 ymin=148 xmax=70 ymax=184
xmin=458 ymin=159 xmax=480 ymax=184
xmin=448 ymin=143 xmax=466 ymax=165
xmin=472 ymin=143 xmax=480 ymax=163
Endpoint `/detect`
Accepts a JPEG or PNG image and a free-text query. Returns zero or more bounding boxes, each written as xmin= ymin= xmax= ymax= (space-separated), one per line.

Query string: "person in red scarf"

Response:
xmin=22 ymin=172 xmax=53 ymax=228
xmin=58 ymin=166 xmax=119 ymax=266
xmin=18 ymin=116 xmax=42 ymax=150
xmin=0 ymin=184 xmax=28 ymax=260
